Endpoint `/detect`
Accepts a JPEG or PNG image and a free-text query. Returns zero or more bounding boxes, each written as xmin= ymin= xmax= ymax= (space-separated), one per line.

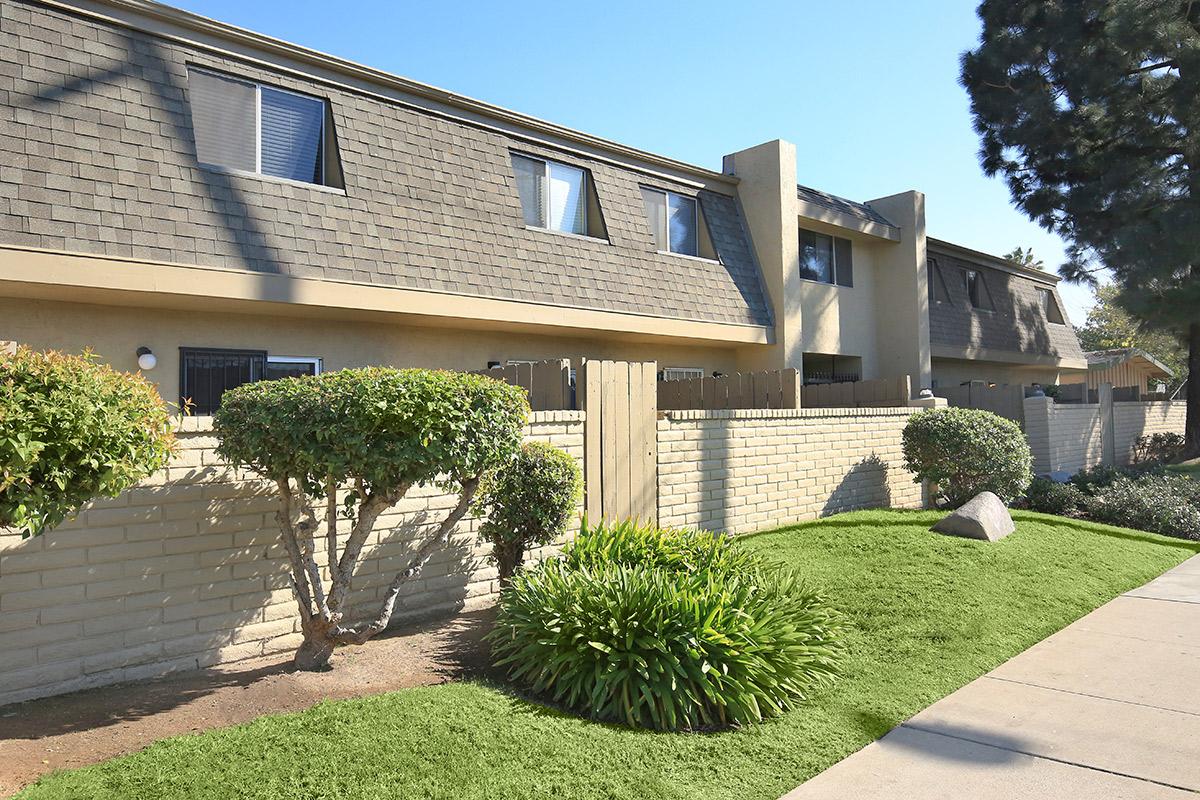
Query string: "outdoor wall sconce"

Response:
xmin=487 ymin=361 xmax=501 ymax=369
xmin=136 ymin=347 xmax=157 ymax=371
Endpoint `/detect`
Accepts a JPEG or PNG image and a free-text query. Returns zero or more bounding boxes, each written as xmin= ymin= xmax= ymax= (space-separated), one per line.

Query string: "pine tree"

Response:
xmin=961 ymin=0 xmax=1200 ymax=455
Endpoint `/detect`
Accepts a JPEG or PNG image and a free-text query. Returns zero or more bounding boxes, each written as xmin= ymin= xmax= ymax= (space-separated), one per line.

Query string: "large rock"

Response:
xmin=931 ymin=491 xmax=1015 ymax=542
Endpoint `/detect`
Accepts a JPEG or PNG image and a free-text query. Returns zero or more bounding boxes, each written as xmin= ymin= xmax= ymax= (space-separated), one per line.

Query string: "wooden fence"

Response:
xmin=657 ymin=369 xmax=801 ymax=411
xmin=470 ymin=359 xmax=573 ymax=411
xmin=801 ymin=375 xmax=913 ymax=409
xmin=580 ymin=360 xmax=657 ymax=524
xmin=933 ymin=381 xmax=1026 ymax=425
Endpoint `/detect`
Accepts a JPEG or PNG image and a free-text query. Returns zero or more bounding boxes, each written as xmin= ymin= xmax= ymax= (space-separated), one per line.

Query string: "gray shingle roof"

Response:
xmin=796 ymin=184 xmax=893 ymax=227
xmin=0 ymin=1 xmax=772 ymax=329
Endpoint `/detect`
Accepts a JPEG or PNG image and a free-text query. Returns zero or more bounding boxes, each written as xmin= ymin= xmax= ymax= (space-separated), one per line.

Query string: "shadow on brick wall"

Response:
xmin=821 ymin=455 xmax=891 ymax=517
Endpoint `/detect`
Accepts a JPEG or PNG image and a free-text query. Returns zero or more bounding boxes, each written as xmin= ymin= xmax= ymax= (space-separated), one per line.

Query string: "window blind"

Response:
xmin=260 ymin=87 xmax=324 ymax=183
xmin=547 ymin=161 xmax=586 ymax=235
xmin=186 ymin=68 xmax=256 ymax=173
xmin=512 ymin=154 xmax=546 ymax=228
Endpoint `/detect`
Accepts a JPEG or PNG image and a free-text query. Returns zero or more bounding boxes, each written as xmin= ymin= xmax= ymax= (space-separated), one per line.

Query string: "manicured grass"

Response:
xmin=1167 ymin=458 xmax=1200 ymax=478
xmin=17 ymin=510 xmax=1199 ymax=800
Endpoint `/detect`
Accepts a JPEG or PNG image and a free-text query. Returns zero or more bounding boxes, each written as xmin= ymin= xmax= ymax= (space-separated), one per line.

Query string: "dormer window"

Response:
xmin=510 ymin=153 xmax=606 ymax=238
xmin=963 ymin=268 xmax=995 ymax=310
xmin=1039 ymin=288 xmax=1066 ymax=324
xmin=640 ymin=187 xmax=716 ymax=259
xmin=185 ymin=67 xmax=342 ymax=188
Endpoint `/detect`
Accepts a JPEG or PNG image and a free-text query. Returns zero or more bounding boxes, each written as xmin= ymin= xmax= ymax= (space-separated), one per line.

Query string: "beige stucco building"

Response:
xmin=0 ymin=0 xmax=1087 ymax=412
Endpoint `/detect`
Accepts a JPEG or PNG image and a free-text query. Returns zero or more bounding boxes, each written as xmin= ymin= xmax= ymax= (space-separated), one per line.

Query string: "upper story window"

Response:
xmin=928 ymin=258 xmax=951 ymax=303
xmin=640 ymin=187 xmax=716 ymax=259
xmin=1038 ymin=288 xmax=1066 ymax=324
xmin=799 ymin=229 xmax=853 ymax=287
xmin=962 ymin=268 xmax=995 ymax=310
xmin=186 ymin=67 xmax=342 ymax=188
xmin=510 ymin=153 xmax=606 ymax=238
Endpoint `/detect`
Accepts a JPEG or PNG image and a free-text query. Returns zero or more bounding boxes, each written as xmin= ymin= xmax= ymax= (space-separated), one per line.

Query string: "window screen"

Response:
xmin=179 ymin=348 xmax=266 ymax=415
xmin=265 ymin=358 xmax=321 ymax=380
xmin=187 ymin=69 xmax=256 ymax=173
xmin=640 ymin=187 xmax=668 ymax=251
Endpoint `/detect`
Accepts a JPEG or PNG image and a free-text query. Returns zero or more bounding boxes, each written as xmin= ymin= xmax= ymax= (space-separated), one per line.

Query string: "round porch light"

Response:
xmin=136 ymin=347 xmax=157 ymax=371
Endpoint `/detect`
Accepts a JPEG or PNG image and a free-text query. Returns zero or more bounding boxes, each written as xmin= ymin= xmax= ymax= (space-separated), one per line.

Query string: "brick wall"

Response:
xmin=0 ymin=412 xmax=584 ymax=706
xmin=657 ymin=408 xmax=925 ymax=535
xmin=1114 ymin=402 xmax=1188 ymax=464
xmin=1025 ymin=396 xmax=1185 ymax=474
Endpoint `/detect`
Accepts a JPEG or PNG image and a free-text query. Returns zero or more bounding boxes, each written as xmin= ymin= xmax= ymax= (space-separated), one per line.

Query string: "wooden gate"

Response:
xmin=933 ymin=381 xmax=1026 ymax=425
xmin=580 ymin=360 xmax=657 ymax=524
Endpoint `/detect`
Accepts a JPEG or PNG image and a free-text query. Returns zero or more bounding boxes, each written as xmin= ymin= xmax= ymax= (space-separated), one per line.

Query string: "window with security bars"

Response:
xmin=186 ymin=67 xmax=341 ymax=187
xmin=179 ymin=350 xmax=322 ymax=414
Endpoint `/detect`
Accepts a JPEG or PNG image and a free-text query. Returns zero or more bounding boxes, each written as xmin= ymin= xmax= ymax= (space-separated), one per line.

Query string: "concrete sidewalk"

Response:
xmin=783 ymin=556 xmax=1200 ymax=800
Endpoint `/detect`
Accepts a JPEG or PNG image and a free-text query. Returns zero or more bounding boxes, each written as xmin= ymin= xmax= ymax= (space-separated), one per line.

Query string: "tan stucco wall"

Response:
xmin=0 ymin=297 xmax=749 ymax=406
xmin=866 ymin=191 xmax=931 ymax=389
xmin=932 ymin=357 xmax=1082 ymax=388
xmin=797 ymin=233 xmax=884 ymax=380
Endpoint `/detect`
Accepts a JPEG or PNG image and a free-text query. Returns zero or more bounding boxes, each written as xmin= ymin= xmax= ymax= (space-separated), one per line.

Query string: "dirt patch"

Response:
xmin=0 ymin=608 xmax=496 ymax=797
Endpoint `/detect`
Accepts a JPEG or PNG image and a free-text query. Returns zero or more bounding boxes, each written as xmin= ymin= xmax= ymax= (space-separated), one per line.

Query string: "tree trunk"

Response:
xmin=294 ymin=619 xmax=335 ymax=671
xmin=496 ymin=540 xmax=525 ymax=589
xmin=1186 ymin=322 xmax=1200 ymax=459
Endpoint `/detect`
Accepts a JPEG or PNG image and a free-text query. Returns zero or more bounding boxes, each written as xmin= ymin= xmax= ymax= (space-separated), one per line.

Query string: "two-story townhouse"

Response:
xmin=0 ymin=0 xmax=1086 ymax=412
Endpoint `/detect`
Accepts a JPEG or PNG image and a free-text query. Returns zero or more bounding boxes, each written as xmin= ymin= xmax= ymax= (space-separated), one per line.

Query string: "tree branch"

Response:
xmin=331 ymin=474 xmax=481 ymax=644
xmin=274 ymin=478 xmax=316 ymax=622
xmin=326 ymin=482 xmax=411 ymax=613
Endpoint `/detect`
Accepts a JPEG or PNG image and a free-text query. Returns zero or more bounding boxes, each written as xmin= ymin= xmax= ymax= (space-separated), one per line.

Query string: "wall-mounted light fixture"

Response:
xmin=136 ymin=347 xmax=157 ymax=371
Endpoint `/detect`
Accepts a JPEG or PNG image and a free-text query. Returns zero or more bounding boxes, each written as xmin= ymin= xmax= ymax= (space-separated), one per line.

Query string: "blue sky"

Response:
xmin=173 ymin=0 xmax=1097 ymax=323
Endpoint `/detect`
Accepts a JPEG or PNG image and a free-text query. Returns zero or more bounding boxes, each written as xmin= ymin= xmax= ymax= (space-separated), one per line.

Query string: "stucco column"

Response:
xmin=723 ymin=140 xmax=800 ymax=372
xmin=865 ymin=191 xmax=931 ymax=389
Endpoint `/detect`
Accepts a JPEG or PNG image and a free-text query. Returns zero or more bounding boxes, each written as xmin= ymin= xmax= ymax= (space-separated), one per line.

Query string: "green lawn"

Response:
xmin=1167 ymin=458 xmax=1200 ymax=478
xmin=17 ymin=510 xmax=1199 ymax=800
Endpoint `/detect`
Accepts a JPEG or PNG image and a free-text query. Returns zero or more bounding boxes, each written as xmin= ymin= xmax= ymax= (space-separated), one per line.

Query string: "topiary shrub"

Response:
xmin=902 ymin=407 xmax=1032 ymax=508
xmin=1024 ymin=477 xmax=1086 ymax=516
xmin=490 ymin=522 xmax=844 ymax=731
xmin=1 ymin=347 xmax=174 ymax=536
xmin=1085 ymin=474 xmax=1200 ymax=540
xmin=215 ymin=367 xmax=528 ymax=669
xmin=474 ymin=441 xmax=582 ymax=587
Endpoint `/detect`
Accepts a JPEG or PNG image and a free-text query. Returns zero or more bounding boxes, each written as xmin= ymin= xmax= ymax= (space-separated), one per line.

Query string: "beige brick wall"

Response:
xmin=657 ymin=408 xmax=925 ymax=535
xmin=1114 ymin=401 xmax=1187 ymax=464
xmin=0 ymin=412 xmax=584 ymax=706
xmin=1025 ymin=396 xmax=1185 ymax=474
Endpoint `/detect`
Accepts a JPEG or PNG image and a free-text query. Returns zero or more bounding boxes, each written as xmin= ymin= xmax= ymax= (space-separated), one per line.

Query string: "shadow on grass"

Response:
xmin=1011 ymin=512 xmax=1200 ymax=553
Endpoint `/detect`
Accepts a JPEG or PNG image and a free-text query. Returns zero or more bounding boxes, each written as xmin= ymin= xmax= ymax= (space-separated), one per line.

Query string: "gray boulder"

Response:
xmin=931 ymin=491 xmax=1015 ymax=542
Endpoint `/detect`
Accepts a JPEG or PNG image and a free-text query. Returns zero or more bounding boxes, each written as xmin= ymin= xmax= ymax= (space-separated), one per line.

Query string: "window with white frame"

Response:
xmin=510 ymin=153 xmax=603 ymax=237
xmin=266 ymin=355 xmax=323 ymax=380
xmin=661 ymin=367 xmax=705 ymax=381
xmin=186 ymin=67 xmax=340 ymax=187
xmin=799 ymin=229 xmax=853 ymax=286
xmin=639 ymin=187 xmax=715 ymax=259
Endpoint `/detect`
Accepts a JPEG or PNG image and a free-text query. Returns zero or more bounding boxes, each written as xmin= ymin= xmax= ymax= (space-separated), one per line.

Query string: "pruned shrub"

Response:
xmin=1132 ymin=432 xmax=1186 ymax=465
xmin=475 ymin=441 xmax=582 ymax=586
xmin=1024 ymin=477 xmax=1086 ymax=516
xmin=215 ymin=368 xmax=528 ymax=669
xmin=1085 ymin=474 xmax=1200 ymax=540
xmin=901 ymin=407 xmax=1032 ymax=508
xmin=490 ymin=522 xmax=844 ymax=731
xmin=564 ymin=518 xmax=758 ymax=577
xmin=1 ymin=347 xmax=174 ymax=536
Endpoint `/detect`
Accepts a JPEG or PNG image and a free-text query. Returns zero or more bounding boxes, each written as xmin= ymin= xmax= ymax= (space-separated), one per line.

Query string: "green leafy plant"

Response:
xmin=564 ymin=518 xmax=758 ymax=578
xmin=490 ymin=522 xmax=844 ymax=731
xmin=1069 ymin=462 xmax=1163 ymax=494
xmin=475 ymin=441 xmax=582 ymax=587
xmin=215 ymin=367 xmax=528 ymax=669
xmin=901 ymin=407 xmax=1032 ymax=508
xmin=1132 ymin=433 xmax=1186 ymax=465
xmin=1024 ymin=477 xmax=1086 ymax=517
xmin=0 ymin=347 xmax=174 ymax=536
xmin=1085 ymin=474 xmax=1200 ymax=540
